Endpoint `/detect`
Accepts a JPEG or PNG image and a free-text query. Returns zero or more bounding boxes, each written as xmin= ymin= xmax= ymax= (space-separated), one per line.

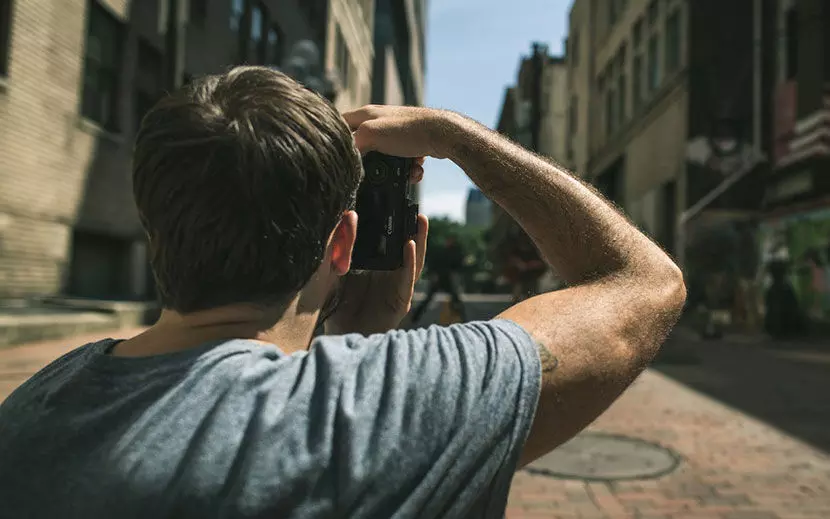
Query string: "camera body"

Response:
xmin=352 ymin=152 xmax=419 ymax=271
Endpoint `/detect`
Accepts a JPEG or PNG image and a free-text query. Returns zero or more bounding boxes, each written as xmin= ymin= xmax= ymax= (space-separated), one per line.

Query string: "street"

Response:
xmin=1 ymin=326 xmax=829 ymax=518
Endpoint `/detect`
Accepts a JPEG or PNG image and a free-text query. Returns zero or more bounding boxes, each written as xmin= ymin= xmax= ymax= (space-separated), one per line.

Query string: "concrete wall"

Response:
xmin=326 ymin=0 xmax=375 ymax=111
xmin=0 ymin=0 xmax=139 ymax=298
xmin=625 ymin=83 xmax=688 ymax=202
xmin=0 ymin=0 xmax=331 ymax=300
xmin=567 ymin=0 xmax=689 ymax=224
xmin=539 ymin=61 xmax=569 ymax=162
xmin=565 ymin=0 xmax=593 ymax=176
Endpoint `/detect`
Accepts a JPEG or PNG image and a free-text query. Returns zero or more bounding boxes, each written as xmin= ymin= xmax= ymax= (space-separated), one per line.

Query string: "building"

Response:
xmin=490 ymin=43 xmax=568 ymax=286
xmin=496 ymin=43 xmax=568 ymax=161
xmin=566 ymin=0 xmax=777 ymax=260
xmin=370 ymin=0 xmax=427 ymax=203
xmin=371 ymin=0 xmax=427 ymax=107
xmin=464 ymin=188 xmax=491 ymax=229
xmin=0 ymin=0 xmax=373 ymax=301
xmin=325 ymin=0 xmax=376 ymax=111
xmin=760 ymin=0 xmax=830 ymax=325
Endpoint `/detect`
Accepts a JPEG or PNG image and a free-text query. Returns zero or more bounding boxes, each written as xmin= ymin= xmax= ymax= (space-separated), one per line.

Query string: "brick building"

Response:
xmin=0 ymin=0 xmax=376 ymax=301
xmin=566 ymin=0 xmax=777 ymax=269
xmin=760 ymin=0 xmax=830 ymax=327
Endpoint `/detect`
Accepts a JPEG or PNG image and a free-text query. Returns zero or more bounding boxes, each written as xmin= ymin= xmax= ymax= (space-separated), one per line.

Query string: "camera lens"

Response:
xmin=368 ymin=163 xmax=389 ymax=185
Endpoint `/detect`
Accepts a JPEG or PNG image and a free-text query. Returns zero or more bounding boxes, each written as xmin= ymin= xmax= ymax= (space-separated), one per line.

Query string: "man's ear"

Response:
xmin=330 ymin=210 xmax=358 ymax=276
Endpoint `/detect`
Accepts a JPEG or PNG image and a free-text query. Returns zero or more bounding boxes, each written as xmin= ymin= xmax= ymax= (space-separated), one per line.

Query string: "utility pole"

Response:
xmin=165 ymin=0 xmax=187 ymax=91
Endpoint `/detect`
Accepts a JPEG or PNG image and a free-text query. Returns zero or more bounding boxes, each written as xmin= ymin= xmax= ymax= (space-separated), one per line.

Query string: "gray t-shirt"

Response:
xmin=0 ymin=320 xmax=541 ymax=518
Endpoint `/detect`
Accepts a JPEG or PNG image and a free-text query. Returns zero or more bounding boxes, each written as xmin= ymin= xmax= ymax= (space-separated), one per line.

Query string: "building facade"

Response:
xmin=761 ymin=0 xmax=830 ymax=326
xmin=464 ymin=188 xmax=491 ymax=229
xmin=0 ymin=0 xmax=374 ymax=301
xmin=567 ymin=0 xmax=776 ymax=257
xmin=371 ymin=0 xmax=427 ymax=107
xmin=566 ymin=0 xmax=781 ymax=328
xmin=325 ymin=0 xmax=375 ymax=111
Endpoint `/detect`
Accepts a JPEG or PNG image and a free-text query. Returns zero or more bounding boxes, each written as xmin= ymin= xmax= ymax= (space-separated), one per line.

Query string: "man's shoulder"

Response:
xmin=317 ymin=320 xmax=534 ymax=353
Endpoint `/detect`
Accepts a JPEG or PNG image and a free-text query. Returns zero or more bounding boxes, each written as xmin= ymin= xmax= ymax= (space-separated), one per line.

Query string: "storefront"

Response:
xmin=760 ymin=205 xmax=830 ymax=325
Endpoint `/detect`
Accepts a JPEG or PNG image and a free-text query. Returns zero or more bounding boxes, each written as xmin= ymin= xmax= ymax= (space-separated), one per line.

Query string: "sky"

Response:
xmin=419 ymin=0 xmax=570 ymax=222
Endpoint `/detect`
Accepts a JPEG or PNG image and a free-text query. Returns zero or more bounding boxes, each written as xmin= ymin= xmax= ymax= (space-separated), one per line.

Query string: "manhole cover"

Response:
xmin=524 ymin=432 xmax=680 ymax=481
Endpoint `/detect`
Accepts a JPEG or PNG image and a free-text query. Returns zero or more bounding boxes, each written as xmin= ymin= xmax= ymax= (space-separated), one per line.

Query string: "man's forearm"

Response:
xmin=436 ymin=112 xmax=676 ymax=286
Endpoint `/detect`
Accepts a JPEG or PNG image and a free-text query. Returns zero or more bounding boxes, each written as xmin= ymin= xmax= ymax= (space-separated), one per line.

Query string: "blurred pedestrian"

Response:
xmin=410 ymin=235 xmax=468 ymax=324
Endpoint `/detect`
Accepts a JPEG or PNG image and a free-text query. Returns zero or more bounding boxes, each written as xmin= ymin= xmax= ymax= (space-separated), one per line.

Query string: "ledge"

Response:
xmin=75 ymin=117 xmax=126 ymax=145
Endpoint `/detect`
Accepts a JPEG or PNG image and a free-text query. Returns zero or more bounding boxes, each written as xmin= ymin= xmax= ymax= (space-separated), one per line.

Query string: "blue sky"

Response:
xmin=419 ymin=0 xmax=570 ymax=221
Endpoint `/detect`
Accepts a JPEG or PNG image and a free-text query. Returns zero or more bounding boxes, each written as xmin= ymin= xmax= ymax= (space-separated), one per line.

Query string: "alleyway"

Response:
xmin=1 ymin=329 xmax=829 ymax=518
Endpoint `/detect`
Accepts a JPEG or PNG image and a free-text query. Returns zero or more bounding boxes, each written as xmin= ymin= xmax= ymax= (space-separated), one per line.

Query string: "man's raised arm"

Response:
xmin=344 ymin=105 xmax=686 ymax=469
xmin=436 ymin=111 xmax=686 ymax=466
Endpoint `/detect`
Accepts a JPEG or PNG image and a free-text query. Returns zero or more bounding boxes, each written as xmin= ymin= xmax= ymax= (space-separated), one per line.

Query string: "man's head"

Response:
xmin=133 ymin=66 xmax=362 ymax=314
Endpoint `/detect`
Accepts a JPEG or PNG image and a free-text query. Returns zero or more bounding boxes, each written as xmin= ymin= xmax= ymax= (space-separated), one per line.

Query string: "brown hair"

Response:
xmin=133 ymin=66 xmax=362 ymax=313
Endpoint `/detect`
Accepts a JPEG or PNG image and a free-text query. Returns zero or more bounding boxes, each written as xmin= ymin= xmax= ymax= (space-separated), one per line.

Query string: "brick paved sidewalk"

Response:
xmin=507 ymin=370 xmax=830 ymax=519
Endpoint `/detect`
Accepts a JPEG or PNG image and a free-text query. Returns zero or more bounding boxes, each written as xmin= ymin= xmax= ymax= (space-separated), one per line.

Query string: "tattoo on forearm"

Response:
xmin=536 ymin=343 xmax=559 ymax=374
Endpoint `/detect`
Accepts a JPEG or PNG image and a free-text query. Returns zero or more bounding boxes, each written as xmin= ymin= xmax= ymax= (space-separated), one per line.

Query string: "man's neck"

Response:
xmin=113 ymin=300 xmax=321 ymax=358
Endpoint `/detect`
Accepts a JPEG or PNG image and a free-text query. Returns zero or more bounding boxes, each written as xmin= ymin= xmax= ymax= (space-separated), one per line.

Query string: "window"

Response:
xmin=189 ymin=0 xmax=207 ymax=26
xmin=617 ymin=72 xmax=626 ymax=125
xmin=786 ymin=7 xmax=798 ymax=80
xmin=134 ymin=39 xmax=163 ymax=134
xmin=0 ymin=0 xmax=12 ymax=76
xmin=230 ymin=0 xmax=244 ymax=31
xmin=648 ymin=0 xmax=659 ymax=26
xmin=633 ymin=18 xmax=643 ymax=48
xmin=81 ymin=1 xmax=124 ymax=131
xmin=248 ymin=3 xmax=265 ymax=63
xmin=569 ymin=96 xmax=578 ymax=133
xmin=664 ymin=9 xmax=680 ymax=74
xmin=647 ymin=35 xmax=660 ymax=92
xmin=633 ymin=54 xmax=643 ymax=109
xmin=266 ymin=25 xmax=282 ymax=66
xmin=335 ymin=25 xmax=350 ymax=87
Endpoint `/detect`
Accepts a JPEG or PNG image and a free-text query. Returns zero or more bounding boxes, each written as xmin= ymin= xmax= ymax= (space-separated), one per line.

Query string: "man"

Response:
xmin=410 ymin=234 xmax=467 ymax=324
xmin=0 ymin=67 xmax=686 ymax=518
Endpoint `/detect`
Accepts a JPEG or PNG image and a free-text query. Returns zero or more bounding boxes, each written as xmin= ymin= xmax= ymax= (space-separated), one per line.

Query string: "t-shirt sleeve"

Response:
xmin=313 ymin=319 xmax=542 ymax=518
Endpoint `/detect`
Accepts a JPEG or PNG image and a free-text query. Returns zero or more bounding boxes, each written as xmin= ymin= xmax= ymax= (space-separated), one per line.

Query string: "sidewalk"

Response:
xmin=508 ymin=368 xmax=830 ymax=519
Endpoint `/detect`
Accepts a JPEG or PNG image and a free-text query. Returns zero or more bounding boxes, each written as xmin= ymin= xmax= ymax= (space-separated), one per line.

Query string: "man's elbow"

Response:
xmin=625 ymin=261 xmax=687 ymax=363
xmin=658 ymin=260 xmax=687 ymax=313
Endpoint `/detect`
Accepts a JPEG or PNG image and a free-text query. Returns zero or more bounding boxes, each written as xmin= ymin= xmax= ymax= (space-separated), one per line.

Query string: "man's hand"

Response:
xmin=325 ymin=213 xmax=429 ymax=336
xmin=342 ymin=105 xmax=449 ymax=159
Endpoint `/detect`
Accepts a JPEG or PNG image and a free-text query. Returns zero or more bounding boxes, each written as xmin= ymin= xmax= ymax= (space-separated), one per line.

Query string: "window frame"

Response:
xmin=0 ymin=0 xmax=12 ymax=77
xmin=81 ymin=0 xmax=125 ymax=132
xmin=248 ymin=2 xmax=267 ymax=64
xmin=647 ymin=34 xmax=660 ymax=93
xmin=664 ymin=8 xmax=681 ymax=74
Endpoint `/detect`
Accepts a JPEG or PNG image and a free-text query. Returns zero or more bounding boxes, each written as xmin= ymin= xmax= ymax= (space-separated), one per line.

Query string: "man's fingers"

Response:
xmin=342 ymin=106 xmax=378 ymax=130
xmin=415 ymin=214 xmax=429 ymax=279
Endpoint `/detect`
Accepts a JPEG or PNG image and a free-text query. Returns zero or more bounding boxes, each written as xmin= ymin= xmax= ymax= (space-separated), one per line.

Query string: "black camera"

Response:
xmin=352 ymin=152 xmax=419 ymax=271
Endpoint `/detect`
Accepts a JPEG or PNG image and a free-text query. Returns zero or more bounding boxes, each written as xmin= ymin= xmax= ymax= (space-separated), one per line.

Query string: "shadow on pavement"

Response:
xmin=654 ymin=330 xmax=830 ymax=455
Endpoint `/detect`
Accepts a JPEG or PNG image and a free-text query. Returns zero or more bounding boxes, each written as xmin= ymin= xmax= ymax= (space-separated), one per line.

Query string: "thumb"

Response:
xmin=395 ymin=240 xmax=418 ymax=313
